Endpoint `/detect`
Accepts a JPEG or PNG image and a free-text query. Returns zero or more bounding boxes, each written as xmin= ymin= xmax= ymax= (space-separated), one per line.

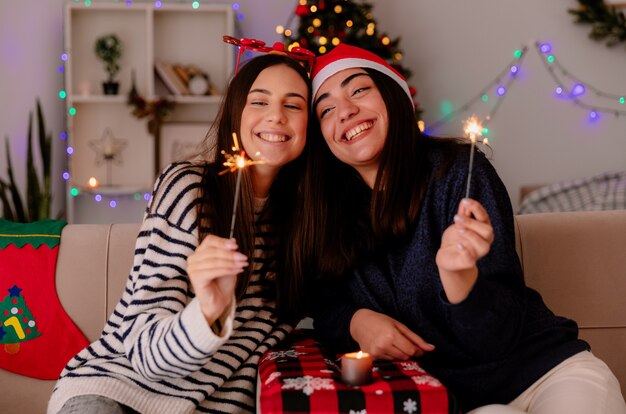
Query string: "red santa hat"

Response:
xmin=311 ymin=44 xmax=413 ymax=104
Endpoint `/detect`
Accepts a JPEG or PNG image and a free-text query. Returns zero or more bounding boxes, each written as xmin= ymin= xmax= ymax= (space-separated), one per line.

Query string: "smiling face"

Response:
xmin=240 ymin=64 xmax=309 ymax=177
xmin=313 ymin=68 xmax=388 ymax=188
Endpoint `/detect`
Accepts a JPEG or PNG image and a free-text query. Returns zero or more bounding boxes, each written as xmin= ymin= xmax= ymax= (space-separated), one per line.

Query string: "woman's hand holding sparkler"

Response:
xmin=435 ymin=198 xmax=494 ymax=304
xmin=187 ymin=234 xmax=249 ymax=325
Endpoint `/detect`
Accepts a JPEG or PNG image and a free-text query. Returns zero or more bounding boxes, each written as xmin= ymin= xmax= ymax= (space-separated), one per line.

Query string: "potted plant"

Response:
xmin=0 ymin=99 xmax=56 ymax=222
xmin=94 ymin=34 xmax=122 ymax=95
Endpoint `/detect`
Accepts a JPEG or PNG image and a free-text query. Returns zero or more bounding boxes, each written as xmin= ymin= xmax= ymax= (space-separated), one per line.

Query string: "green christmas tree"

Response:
xmin=0 ymin=285 xmax=41 ymax=354
xmin=281 ymin=0 xmax=422 ymax=118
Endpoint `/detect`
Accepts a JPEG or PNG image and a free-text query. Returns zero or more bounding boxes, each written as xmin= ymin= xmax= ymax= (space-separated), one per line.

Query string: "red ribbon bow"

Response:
xmin=223 ymin=35 xmax=316 ymax=74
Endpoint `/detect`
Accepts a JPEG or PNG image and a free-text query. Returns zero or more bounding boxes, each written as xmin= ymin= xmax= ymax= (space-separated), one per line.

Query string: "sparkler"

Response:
xmin=219 ymin=132 xmax=263 ymax=239
xmin=463 ymin=116 xmax=484 ymax=199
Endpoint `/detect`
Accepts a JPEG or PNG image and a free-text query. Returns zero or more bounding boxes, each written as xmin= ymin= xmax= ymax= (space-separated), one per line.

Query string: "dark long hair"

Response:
xmin=302 ymin=68 xmax=460 ymax=279
xmin=195 ymin=54 xmax=312 ymax=324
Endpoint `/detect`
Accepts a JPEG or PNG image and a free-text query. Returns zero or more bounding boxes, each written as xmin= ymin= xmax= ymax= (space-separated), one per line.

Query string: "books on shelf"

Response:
xmin=155 ymin=60 xmax=216 ymax=96
xmin=154 ymin=60 xmax=190 ymax=95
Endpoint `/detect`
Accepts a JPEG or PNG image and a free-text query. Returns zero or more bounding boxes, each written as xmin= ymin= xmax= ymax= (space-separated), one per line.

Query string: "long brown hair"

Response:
xmin=302 ymin=68 xmax=460 ymax=279
xmin=195 ymin=54 xmax=312 ymax=323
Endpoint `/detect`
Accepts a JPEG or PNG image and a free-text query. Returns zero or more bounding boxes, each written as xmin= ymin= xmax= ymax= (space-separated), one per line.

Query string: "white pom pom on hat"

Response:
xmin=311 ymin=44 xmax=413 ymax=104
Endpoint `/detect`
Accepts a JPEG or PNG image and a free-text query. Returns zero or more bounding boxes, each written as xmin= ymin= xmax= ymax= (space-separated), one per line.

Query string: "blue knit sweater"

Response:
xmin=312 ymin=147 xmax=589 ymax=412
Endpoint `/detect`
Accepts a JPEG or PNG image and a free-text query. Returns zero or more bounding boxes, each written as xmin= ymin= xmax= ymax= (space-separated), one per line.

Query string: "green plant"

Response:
xmin=0 ymin=99 xmax=53 ymax=222
xmin=95 ymin=34 xmax=123 ymax=81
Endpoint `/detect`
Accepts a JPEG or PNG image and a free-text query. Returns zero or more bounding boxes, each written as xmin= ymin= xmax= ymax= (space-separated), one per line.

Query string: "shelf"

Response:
xmin=64 ymin=2 xmax=233 ymax=223
xmin=168 ymin=95 xmax=224 ymax=104
xmin=69 ymin=95 xmax=223 ymax=105
xmin=70 ymin=95 xmax=129 ymax=104
xmin=76 ymin=186 xmax=151 ymax=196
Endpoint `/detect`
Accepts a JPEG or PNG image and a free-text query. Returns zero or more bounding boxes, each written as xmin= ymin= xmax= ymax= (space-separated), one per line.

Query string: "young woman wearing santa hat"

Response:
xmin=302 ymin=44 xmax=625 ymax=414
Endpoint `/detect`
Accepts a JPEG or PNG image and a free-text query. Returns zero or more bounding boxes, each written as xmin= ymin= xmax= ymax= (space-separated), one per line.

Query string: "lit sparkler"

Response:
xmin=220 ymin=132 xmax=263 ymax=239
xmin=463 ymin=116 xmax=484 ymax=199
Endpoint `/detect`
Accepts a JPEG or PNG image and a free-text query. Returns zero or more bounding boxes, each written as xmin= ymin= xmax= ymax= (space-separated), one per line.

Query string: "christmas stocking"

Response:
xmin=0 ymin=218 xmax=89 ymax=380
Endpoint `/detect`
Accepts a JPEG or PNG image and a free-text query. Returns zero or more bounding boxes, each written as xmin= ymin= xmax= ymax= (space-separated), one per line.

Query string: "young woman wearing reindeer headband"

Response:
xmin=49 ymin=40 xmax=314 ymax=414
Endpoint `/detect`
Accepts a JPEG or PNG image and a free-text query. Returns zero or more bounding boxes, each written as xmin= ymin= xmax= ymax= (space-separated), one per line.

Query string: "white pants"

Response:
xmin=468 ymin=351 xmax=626 ymax=414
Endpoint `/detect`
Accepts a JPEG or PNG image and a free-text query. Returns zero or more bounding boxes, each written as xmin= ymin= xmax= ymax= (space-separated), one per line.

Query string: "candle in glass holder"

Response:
xmin=341 ymin=350 xmax=373 ymax=386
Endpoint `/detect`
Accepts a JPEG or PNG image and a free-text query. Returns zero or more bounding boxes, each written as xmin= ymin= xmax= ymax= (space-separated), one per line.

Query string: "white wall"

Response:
xmin=1 ymin=0 xmax=625 ymax=217
xmin=0 ymin=0 xmax=66 ymax=217
xmin=370 ymin=0 xmax=626 ymax=207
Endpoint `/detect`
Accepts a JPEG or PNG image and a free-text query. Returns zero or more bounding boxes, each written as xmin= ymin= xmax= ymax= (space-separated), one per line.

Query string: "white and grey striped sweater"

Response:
xmin=48 ymin=163 xmax=292 ymax=414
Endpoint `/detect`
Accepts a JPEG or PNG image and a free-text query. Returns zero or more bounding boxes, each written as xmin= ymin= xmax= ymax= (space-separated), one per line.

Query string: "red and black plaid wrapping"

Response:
xmin=259 ymin=330 xmax=457 ymax=414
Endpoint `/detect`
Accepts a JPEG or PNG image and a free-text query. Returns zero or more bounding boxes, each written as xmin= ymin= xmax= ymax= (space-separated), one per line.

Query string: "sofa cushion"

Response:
xmin=514 ymin=210 xmax=626 ymax=397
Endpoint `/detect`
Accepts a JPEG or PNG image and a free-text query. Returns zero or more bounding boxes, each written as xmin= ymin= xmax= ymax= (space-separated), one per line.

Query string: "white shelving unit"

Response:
xmin=64 ymin=2 xmax=233 ymax=223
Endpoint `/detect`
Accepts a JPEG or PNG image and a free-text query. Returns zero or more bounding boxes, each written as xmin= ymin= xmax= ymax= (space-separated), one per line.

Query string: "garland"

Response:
xmin=569 ymin=0 xmax=626 ymax=48
xmin=127 ymin=72 xmax=175 ymax=176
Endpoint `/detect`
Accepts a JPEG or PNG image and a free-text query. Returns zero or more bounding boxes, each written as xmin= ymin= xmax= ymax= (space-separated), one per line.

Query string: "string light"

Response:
xmin=232 ymin=2 xmax=245 ymax=21
xmin=80 ymin=190 xmax=152 ymax=209
xmin=426 ymin=45 xmax=528 ymax=138
xmin=427 ymin=41 xmax=626 ymax=138
xmin=535 ymin=41 xmax=626 ymax=120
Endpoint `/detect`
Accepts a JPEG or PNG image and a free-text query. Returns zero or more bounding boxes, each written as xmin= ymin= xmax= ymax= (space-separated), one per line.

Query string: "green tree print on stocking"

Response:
xmin=0 ymin=285 xmax=40 ymax=354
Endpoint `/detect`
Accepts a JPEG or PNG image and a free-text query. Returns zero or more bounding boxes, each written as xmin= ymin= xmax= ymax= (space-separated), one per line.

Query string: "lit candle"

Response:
xmin=87 ymin=176 xmax=99 ymax=189
xmin=341 ymin=350 xmax=373 ymax=386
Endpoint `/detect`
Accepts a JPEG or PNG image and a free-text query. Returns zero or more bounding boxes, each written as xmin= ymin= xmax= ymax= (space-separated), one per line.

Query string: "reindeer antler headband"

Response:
xmin=223 ymin=35 xmax=316 ymax=74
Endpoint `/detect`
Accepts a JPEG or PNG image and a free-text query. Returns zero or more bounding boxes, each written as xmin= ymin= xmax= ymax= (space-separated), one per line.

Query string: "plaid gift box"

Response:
xmin=258 ymin=330 xmax=457 ymax=414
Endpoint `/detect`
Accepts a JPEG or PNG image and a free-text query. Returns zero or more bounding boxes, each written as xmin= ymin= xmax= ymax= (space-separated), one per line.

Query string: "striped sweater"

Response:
xmin=48 ymin=162 xmax=292 ymax=414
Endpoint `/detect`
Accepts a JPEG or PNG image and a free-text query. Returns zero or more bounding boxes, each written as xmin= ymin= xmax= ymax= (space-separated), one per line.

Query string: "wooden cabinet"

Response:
xmin=64 ymin=2 xmax=233 ymax=223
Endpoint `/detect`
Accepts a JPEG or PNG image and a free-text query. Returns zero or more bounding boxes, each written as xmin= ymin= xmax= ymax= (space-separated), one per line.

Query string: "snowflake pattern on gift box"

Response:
xmin=411 ymin=375 xmax=442 ymax=387
xmin=262 ymin=349 xmax=305 ymax=362
xmin=323 ymin=358 xmax=339 ymax=369
xmin=349 ymin=410 xmax=367 ymax=414
xmin=400 ymin=361 xmax=426 ymax=373
xmin=403 ymin=398 xmax=418 ymax=413
xmin=264 ymin=371 xmax=281 ymax=386
xmin=282 ymin=375 xmax=335 ymax=396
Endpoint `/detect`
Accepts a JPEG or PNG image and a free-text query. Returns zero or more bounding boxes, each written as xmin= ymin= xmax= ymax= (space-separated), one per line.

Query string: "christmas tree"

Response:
xmin=0 ymin=285 xmax=41 ymax=354
xmin=280 ymin=0 xmax=422 ymax=117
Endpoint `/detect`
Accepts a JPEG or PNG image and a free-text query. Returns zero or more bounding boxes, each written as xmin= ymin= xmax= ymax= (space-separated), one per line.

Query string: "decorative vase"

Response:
xmin=102 ymin=81 xmax=119 ymax=95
